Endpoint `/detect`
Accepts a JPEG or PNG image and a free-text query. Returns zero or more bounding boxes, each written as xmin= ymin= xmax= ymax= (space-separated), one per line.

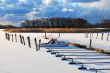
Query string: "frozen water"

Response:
xmin=0 ymin=29 xmax=110 ymax=73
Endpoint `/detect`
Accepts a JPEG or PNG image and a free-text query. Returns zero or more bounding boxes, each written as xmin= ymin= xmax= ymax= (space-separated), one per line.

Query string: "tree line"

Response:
xmin=0 ymin=24 xmax=15 ymax=29
xmin=21 ymin=18 xmax=110 ymax=28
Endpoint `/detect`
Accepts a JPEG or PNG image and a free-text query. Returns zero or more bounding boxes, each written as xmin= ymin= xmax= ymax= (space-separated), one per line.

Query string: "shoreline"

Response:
xmin=3 ymin=28 xmax=110 ymax=33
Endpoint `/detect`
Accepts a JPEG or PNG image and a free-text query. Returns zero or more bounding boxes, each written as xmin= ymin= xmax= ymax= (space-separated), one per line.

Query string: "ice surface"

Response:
xmin=0 ymin=29 xmax=110 ymax=73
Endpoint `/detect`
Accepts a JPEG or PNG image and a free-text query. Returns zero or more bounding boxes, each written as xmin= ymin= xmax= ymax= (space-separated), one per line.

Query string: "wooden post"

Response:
xmin=96 ymin=33 xmax=98 ymax=39
xmin=27 ymin=36 xmax=31 ymax=48
xmin=84 ymin=33 xmax=86 ymax=38
xmin=8 ymin=34 xmax=10 ymax=41
xmin=5 ymin=33 xmax=7 ymax=39
xmin=107 ymin=34 xmax=109 ymax=41
xmin=12 ymin=34 xmax=13 ymax=42
xmin=34 ymin=38 xmax=38 ymax=51
xmin=51 ymin=33 xmax=52 ymax=36
xmin=45 ymin=32 xmax=47 ymax=39
xmin=96 ymin=70 xmax=98 ymax=73
xmin=90 ymin=33 xmax=91 ymax=38
xmin=86 ymin=33 xmax=88 ymax=38
xmin=101 ymin=33 xmax=104 ymax=40
xmin=92 ymin=33 xmax=93 ymax=38
xmin=19 ymin=35 xmax=23 ymax=44
xmin=22 ymin=36 xmax=25 ymax=45
xmin=15 ymin=34 xmax=17 ymax=42
xmin=7 ymin=33 xmax=9 ymax=41
xmin=58 ymin=33 xmax=60 ymax=38
xmin=90 ymin=39 xmax=92 ymax=50
xmin=39 ymin=39 xmax=41 ymax=50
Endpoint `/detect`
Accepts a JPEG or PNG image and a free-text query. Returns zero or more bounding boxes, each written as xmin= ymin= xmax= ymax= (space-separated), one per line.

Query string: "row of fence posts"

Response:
xmin=85 ymin=32 xmax=110 ymax=51
xmin=85 ymin=33 xmax=110 ymax=41
xmin=5 ymin=33 xmax=41 ymax=51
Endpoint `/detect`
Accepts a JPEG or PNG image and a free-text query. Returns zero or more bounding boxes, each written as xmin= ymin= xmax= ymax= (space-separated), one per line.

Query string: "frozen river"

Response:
xmin=0 ymin=29 xmax=110 ymax=73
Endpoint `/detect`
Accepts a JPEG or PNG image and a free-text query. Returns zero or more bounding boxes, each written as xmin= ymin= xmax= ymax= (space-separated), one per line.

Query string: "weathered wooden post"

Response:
xmin=38 ymin=39 xmax=41 ymax=50
xmin=8 ymin=34 xmax=10 ymax=41
xmin=58 ymin=33 xmax=60 ymax=38
xmin=96 ymin=33 xmax=98 ymax=39
xmin=92 ymin=33 xmax=93 ymax=38
xmin=12 ymin=34 xmax=13 ymax=42
xmin=107 ymin=34 xmax=109 ymax=41
xmin=27 ymin=36 xmax=31 ymax=48
xmin=84 ymin=33 xmax=86 ymax=38
xmin=15 ymin=34 xmax=17 ymax=42
xmin=45 ymin=32 xmax=47 ymax=39
xmin=90 ymin=33 xmax=91 ymax=38
xmin=90 ymin=39 xmax=92 ymax=50
xmin=86 ymin=33 xmax=88 ymax=38
xmin=51 ymin=33 xmax=52 ymax=36
xmin=96 ymin=70 xmax=98 ymax=73
xmin=19 ymin=35 xmax=23 ymax=44
xmin=5 ymin=33 xmax=7 ymax=39
xmin=7 ymin=33 xmax=9 ymax=41
xmin=34 ymin=38 xmax=38 ymax=51
xmin=22 ymin=36 xmax=25 ymax=45
xmin=101 ymin=33 xmax=104 ymax=40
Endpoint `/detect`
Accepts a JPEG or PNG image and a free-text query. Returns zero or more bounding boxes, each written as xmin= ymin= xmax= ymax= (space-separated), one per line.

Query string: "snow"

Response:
xmin=0 ymin=30 xmax=90 ymax=73
xmin=0 ymin=29 xmax=110 ymax=73
xmin=54 ymin=33 xmax=110 ymax=51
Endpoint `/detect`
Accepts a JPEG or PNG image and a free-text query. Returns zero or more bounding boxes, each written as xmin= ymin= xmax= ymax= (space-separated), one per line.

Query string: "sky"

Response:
xmin=0 ymin=0 xmax=110 ymax=26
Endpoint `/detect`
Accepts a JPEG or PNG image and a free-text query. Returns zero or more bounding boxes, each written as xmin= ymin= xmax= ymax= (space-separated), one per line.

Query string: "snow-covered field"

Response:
xmin=52 ymin=33 xmax=110 ymax=51
xmin=0 ymin=29 xmax=110 ymax=73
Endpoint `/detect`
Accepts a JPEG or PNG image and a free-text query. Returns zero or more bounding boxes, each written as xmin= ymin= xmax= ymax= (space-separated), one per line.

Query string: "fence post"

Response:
xmin=96 ymin=33 xmax=98 ymax=39
xmin=39 ymin=39 xmax=41 ymax=50
xmin=90 ymin=39 xmax=92 ymax=50
xmin=8 ymin=34 xmax=10 ymax=41
xmin=5 ymin=33 xmax=7 ymax=39
xmin=86 ymin=33 xmax=88 ymax=38
xmin=84 ymin=33 xmax=86 ymax=38
xmin=59 ymin=33 xmax=60 ymax=38
xmin=92 ymin=33 xmax=93 ymax=38
xmin=34 ymin=38 xmax=38 ymax=51
xmin=15 ymin=34 xmax=17 ymax=42
xmin=96 ymin=70 xmax=98 ymax=73
xmin=19 ymin=35 xmax=23 ymax=44
xmin=7 ymin=33 xmax=9 ymax=41
xmin=22 ymin=36 xmax=25 ymax=45
xmin=101 ymin=33 xmax=104 ymax=40
xmin=45 ymin=32 xmax=47 ymax=39
xmin=107 ymin=34 xmax=109 ymax=41
xmin=27 ymin=36 xmax=31 ymax=48
xmin=12 ymin=34 xmax=13 ymax=42
xmin=51 ymin=33 xmax=52 ymax=36
xmin=90 ymin=33 xmax=91 ymax=38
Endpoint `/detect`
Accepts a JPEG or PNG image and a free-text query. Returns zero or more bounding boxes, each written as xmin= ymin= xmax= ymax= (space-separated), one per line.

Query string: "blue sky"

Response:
xmin=0 ymin=0 xmax=110 ymax=26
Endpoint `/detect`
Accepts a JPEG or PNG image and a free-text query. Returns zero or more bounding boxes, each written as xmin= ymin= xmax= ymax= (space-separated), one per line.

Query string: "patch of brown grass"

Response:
xmin=4 ymin=28 xmax=108 ymax=33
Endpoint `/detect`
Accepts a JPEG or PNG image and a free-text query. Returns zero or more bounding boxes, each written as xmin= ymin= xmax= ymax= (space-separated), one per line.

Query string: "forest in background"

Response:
xmin=21 ymin=18 xmax=110 ymax=28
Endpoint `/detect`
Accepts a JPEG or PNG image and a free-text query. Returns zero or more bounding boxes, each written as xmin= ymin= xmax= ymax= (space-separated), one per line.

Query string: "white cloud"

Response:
xmin=0 ymin=7 xmax=4 ymax=9
xmin=0 ymin=0 xmax=110 ymax=26
xmin=26 ymin=11 xmax=37 ymax=20
xmin=62 ymin=8 xmax=74 ymax=12
xmin=7 ymin=4 xmax=14 ymax=7
xmin=42 ymin=0 xmax=52 ymax=6
xmin=79 ymin=0 xmax=110 ymax=9
xmin=19 ymin=0 xmax=28 ymax=4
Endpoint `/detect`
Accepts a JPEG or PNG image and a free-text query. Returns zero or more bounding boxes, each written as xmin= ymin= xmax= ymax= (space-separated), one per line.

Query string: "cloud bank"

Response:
xmin=0 ymin=0 xmax=110 ymax=26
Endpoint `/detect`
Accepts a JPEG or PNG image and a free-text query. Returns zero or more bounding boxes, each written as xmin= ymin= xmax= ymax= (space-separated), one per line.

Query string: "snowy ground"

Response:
xmin=58 ymin=33 xmax=110 ymax=51
xmin=0 ymin=29 xmax=110 ymax=73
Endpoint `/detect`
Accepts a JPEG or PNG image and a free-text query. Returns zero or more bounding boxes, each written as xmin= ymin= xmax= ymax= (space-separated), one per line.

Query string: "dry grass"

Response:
xmin=4 ymin=28 xmax=107 ymax=33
